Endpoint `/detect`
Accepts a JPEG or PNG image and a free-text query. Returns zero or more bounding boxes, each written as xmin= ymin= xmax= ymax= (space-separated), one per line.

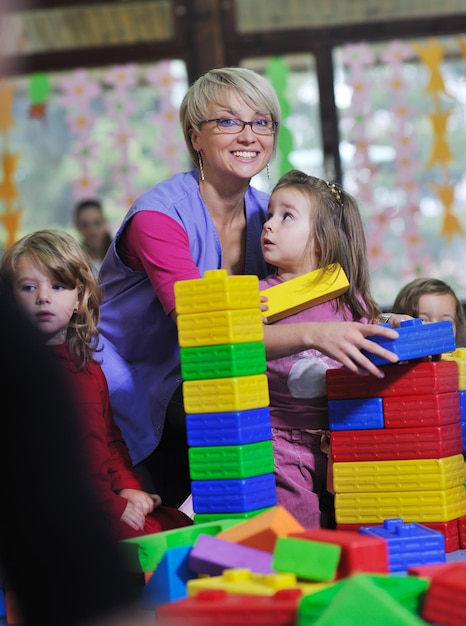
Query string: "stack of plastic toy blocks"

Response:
xmin=174 ymin=269 xmax=277 ymax=523
xmin=442 ymin=347 xmax=466 ymax=548
xmin=326 ymin=318 xmax=466 ymax=561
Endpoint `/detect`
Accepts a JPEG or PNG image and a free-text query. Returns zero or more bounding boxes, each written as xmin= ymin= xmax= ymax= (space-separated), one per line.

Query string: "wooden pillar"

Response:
xmin=182 ymin=0 xmax=227 ymax=82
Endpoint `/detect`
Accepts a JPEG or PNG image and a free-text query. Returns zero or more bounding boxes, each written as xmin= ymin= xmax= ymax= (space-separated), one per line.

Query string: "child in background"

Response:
xmin=0 ymin=229 xmax=192 ymax=540
xmin=392 ymin=277 xmax=466 ymax=347
xmin=260 ymin=170 xmax=385 ymax=529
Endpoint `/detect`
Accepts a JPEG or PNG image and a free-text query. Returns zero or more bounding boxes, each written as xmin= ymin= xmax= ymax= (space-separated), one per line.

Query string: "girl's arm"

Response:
xmin=263 ymin=320 xmax=400 ymax=378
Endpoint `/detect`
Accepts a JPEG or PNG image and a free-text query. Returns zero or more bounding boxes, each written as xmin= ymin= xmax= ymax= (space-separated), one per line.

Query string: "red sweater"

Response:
xmin=48 ymin=342 xmax=191 ymax=539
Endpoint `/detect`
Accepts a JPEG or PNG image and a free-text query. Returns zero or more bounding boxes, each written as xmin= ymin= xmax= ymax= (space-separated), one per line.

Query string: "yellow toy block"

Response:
xmin=183 ymin=373 xmax=269 ymax=414
xmin=333 ymin=454 xmax=465 ymax=493
xmin=260 ymin=263 xmax=349 ymax=323
xmin=175 ymin=269 xmax=260 ymax=315
xmin=443 ymin=348 xmax=466 ymax=390
xmin=216 ymin=505 xmax=304 ymax=552
xmin=177 ymin=308 xmax=264 ymax=347
xmin=187 ymin=567 xmax=328 ymax=597
xmin=335 ymin=485 xmax=466 ymax=524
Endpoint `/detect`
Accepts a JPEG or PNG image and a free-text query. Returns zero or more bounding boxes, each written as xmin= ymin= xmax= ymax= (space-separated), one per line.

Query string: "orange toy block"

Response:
xmin=216 ymin=505 xmax=304 ymax=552
xmin=260 ymin=263 xmax=349 ymax=323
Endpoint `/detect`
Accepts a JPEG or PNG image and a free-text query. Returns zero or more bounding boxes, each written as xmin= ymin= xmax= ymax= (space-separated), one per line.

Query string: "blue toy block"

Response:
xmin=359 ymin=518 xmax=446 ymax=573
xmin=0 ymin=587 xmax=5 ymax=619
xmin=460 ymin=390 xmax=466 ymax=419
xmin=139 ymin=545 xmax=195 ymax=608
xmin=188 ymin=533 xmax=274 ymax=576
xmin=192 ymin=474 xmax=277 ymax=514
xmin=460 ymin=391 xmax=466 ymax=450
xmin=328 ymin=397 xmax=384 ymax=431
xmin=187 ymin=407 xmax=272 ymax=446
xmin=362 ymin=319 xmax=456 ymax=366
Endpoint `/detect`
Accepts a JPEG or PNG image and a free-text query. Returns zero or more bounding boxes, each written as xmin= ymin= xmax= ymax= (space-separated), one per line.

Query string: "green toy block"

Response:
xmin=119 ymin=519 xmax=240 ymax=573
xmin=273 ymin=536 xmax=341 ymax=581
xmin=180 ymin=341 xmax=266 ymax=380
xmin=193 ymin=507 xmax=274 ymax=524
xmin=189 ymin=440 xmax=274 ymax=479
xmin=303 ymin=575 xmax=429 ymax=626
xmin=297 ymin=573 xmax=429 ymax=622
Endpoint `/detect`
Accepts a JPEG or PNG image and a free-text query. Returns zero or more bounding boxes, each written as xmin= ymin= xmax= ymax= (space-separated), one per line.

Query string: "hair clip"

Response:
xmin=325 ymin=181 xmax=344 ymax=208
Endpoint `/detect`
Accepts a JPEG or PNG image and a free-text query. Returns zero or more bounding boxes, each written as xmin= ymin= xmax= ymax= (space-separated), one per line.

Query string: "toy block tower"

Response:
xmin=326 ymin=319 xmax=466 ymax=555
xmin=442 ymin=348 xmax=466 ymax=548
xmin=174 ymin=270 xmax=277 ymax=522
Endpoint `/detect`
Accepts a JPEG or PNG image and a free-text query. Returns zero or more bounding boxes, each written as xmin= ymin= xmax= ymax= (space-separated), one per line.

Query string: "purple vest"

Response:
xmin=98 ymin=170 xmax=270 ymax=464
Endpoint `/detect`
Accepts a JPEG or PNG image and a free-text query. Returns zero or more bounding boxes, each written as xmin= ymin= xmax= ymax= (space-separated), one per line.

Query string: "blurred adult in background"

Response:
xmin=74 ymin=198 xmax=113 ymax=278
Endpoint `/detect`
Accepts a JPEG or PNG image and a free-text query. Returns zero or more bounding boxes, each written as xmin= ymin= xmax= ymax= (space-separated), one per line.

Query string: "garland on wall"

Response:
xmin=0 ymin=43 xmax=465 ymax=267
xmin=0 ymin=79 xmax=20 ymax=250
xmin=341 ymin=36 xmax=465 ymax=282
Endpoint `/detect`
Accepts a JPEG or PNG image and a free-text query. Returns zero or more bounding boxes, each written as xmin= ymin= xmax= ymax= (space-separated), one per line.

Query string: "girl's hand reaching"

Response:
xmin=263 ymin=320 xmax=401 ymax=379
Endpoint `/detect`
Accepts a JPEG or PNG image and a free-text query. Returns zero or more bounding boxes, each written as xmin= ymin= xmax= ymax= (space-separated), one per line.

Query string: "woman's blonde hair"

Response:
xmin=180 ymin=66 xmax=281 ymax=164
xmin=270 ymin=169 xmax=381 ymax=321
xmin=0 ymin=229 xmax=101 ymax=368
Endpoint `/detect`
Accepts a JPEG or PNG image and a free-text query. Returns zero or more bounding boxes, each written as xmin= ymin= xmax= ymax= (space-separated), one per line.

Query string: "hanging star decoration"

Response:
xmin=411 ymin=38 xmax=446 ymax=98
xmin=431 ymin=182 xmax=464 ymax=242
xmin=0 ymin=79 xmax=22 ymax=250
xmin=0 ymin=79 xmax=16 ymax=138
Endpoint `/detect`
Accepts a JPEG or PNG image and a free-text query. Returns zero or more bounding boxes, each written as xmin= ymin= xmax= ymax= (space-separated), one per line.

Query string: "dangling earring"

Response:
xmin=198 ymin=151 xmax=205 ymax=182
xmin=266 ymin=163 xmax=270 ymax=180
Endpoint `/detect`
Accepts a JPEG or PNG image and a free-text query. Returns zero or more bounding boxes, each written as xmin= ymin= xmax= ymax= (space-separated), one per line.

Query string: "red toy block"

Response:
xmin=4 ymin=585 xmax=23 ymax=626
xmin=408 ymin=562 xmax=458 ymax=578
xmin=331 ymin=422 xmax=463 ymax=462
xmin=155 ymin=588 xmax=303 ymax=625
xmin=326 ymin=360 xmax=458 ymax=400
xmin=288 ymin=528 xmax=388 ymax=579
xmin=459 ymin=515 xmax=466 ymax=549
xmin=383 ymin=391 xmax=460 ymax=429
xmin=423 ymin=519 xmax=460 ymax=553
xmin=422 ymin=562 xmax=466 ymax=625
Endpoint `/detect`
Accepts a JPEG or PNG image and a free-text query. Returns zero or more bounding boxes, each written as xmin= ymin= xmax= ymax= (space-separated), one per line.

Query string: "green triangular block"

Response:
xmin=311 ymin=575 xmax=429 ymax=625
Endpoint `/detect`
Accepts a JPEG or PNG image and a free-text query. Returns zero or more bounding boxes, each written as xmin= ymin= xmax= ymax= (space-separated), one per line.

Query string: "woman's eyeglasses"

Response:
xmin=200 ymin=117 xmax=278 ymax=135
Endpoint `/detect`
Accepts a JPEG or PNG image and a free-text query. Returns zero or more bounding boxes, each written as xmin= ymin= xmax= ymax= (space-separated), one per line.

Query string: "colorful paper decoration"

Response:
xmin=266 ymin=57 xmax=294 ymax=176
xmin=28 ymin=73 xmax=51 ymax=120
xmin=0 ymin=79 xmax=22 ymax=249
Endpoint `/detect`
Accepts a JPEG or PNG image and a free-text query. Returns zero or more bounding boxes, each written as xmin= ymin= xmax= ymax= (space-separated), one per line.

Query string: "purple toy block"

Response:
xmin=188 ymin=533 xmax=274 ymax=576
